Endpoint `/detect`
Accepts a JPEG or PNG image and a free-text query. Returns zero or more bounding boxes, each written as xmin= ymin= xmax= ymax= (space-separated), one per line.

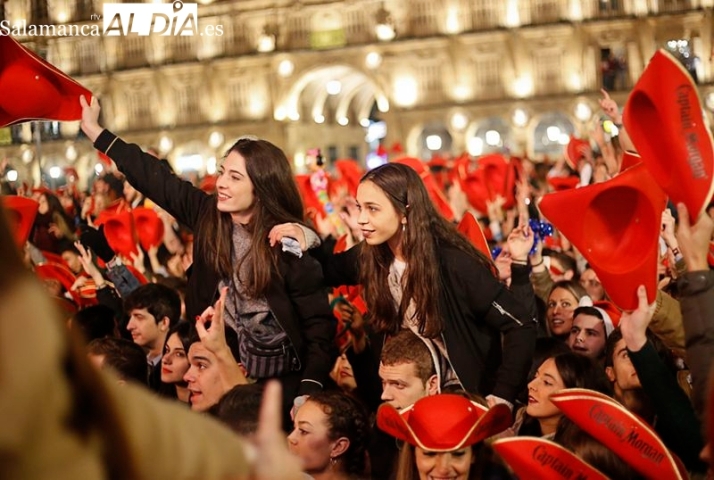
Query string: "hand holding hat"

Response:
xmin=79 ymin=95 xmax=103 ymax=143
xmin=618 ymin=285 xmax=654 ymax=352
xmin=79 ymin=224 xmax=116 ymax=263
xmin=675 ymin=202 xmax=714 ymax=272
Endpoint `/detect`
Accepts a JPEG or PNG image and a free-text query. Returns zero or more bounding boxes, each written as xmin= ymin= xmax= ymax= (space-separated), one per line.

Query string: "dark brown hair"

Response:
xmin=359 ymin=163 xmax=495 ymax=338
xmin=381 ymin=330 xmax=436 ymax=384
xmin=196 ymin=138 xmax=306 ymax=298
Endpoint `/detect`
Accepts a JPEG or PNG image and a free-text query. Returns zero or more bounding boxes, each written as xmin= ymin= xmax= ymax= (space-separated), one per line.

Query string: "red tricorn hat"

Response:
xmin=538 ymin=163 xmax=666 ymax=310
xmin=550 ymin=389 xmax=687 ymax=480
xmin=564 ymin=136 xmax=592 ymax=171
xmin=94 ymin=211 xmax=137 ymax=259
xmin=492 ymin=437 xmax=608 ymax=480
xmin=624 ymin=49 xmax=714 ymax=220
xmin=376 ymin=394 xmax=512 ymax=451
xmin=132 ymin=207 xmax=164 ymax=251
xmin=35 ymin=262 xmax=81 ymax=304
xmin=334 ymin=159 xmax=364 ymax=198
xmin=1 ymin=195 xmax=39 ymax=247
xmin=547 ymin=176 xmax=580 ymax=192
xmin=0 ymin=35 xmax=92 ymax=127
xmin=457 ymin=212 xmax=490 ymax=257
xmin=459 ymin=154 xmax=517 ymax=214
xmin=620 ymin=151 xmax=642 ymax=173
xmin=392 ymin=157 xmax=455 ymax=221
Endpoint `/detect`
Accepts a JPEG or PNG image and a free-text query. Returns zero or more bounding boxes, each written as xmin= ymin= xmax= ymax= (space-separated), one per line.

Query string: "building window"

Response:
xmin=534 ymin=51 xmax=563 ymax=95
xmin=410 ymin=0 xmax=438 ymax=36
xmin=472 ymin=0 xmax=500 ymax=30
xmin=474 ymin=56 xmax=503 ymax=98
xmin=530 ymin=0 xmax=560 ymax=24
xmin=600 ymin=47 xmax=628 ymax=91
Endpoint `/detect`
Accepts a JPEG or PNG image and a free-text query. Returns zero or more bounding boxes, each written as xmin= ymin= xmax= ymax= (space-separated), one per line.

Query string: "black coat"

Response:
xmin=94 ymin=130 xmax=336 ymax=398
xmin=313 ymin=242 xmax=537 ymax=403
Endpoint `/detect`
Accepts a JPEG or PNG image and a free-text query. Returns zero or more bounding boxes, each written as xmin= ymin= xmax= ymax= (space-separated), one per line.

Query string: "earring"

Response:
xmin=330 ymin=457 xmax=337 ymax=467
xmin=402 ymin=223 xmax=405 ymax=232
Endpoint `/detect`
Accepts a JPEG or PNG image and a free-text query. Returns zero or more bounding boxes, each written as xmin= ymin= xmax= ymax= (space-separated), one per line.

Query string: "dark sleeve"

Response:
xmin=96 ymin=285 xmax=124 ymax=317
xmin=94 ymin=130 xmax=210 ymax=230
xmin=510 ymin=264 xmax=539 ymax=324
xmin=345 ymin=334 xmax=384 ymax=413
xmin=677 ymin=270 xmax=714 ymax=420
xmin=450 ymin=253 xmax=537 ymax=402
xmin=282 ymin=253 xmax=337 ymax=396
xmin=628 ymin=340 xmax=707 ymax=472
xmin=308 ymin=238 xmax=361 ymax=287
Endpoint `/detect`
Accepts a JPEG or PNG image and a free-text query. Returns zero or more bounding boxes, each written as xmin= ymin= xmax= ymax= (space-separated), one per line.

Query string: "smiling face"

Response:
xmin=183 ymin=343 xmax=224 ymax=412
xmin=355 ymin=180 xmax=405 ymax=250
xmin=161 ymin=332 xmax=189 ymax=384
xmin=547 ymin=287 xmax=579 ymax=338
xmin=568 ymin=314 xmax=607 ymax=359
xmin=215 ymin=151 xmax=256 ymax=224
xmin=415 ymin=446 xmax=474 ymax=480
xmin=526 ymin=358 xmax=565 ymax=425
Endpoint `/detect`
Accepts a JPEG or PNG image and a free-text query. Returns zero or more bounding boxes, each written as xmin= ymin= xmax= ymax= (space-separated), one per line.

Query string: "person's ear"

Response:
xmin=426 ymin=374 xmax=439 ymax=396
xmin=159 ymin=316 xmax=170 ymax=332
xmin=330 ymin=437 xmax=350 ymax=458
xmin=605 ymin=366 xmax=616 ymax=382
xmin=564 ymin=270 xmax=575 ymax=281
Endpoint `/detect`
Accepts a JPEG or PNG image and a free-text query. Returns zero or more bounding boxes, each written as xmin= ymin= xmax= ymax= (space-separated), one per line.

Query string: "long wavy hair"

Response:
xmin=359 ymin=163 xmax=495 ymax=338
xmin=196 ymin=138 xmax=306 ymax=298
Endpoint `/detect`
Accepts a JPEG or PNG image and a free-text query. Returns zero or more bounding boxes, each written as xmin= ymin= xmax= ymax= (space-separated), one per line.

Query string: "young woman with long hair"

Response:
xmin=79 ymin=97 xmax=335 ymax=415
xmin=272 ymin=163 xmax=537 ymax=406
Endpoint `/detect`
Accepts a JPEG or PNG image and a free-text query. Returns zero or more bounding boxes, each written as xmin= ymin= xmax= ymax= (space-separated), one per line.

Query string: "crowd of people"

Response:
xmin=1 ymin=47 xmax=714 ymax=480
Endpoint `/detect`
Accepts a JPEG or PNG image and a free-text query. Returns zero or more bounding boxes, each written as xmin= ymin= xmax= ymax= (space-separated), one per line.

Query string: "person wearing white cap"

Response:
xmin=567 ymin=299 xmax=621 ymax=360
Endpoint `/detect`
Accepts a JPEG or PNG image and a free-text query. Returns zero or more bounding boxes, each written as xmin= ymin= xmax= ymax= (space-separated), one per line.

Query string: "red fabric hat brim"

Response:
xmin=547 ymin=176 xmax=580 ymax=192
xmin=493 ymin=437 xmax=608 ymax=480
xmin=538 ymin=163 xmax=666 ymax=310
xmin=392 ymin=157 xmax=455 ymax=220
xmin=35 ymin=263 xmax=81 ymax=304
xmin=550 ymin=389 xmax=687 ymax=480
xmin=95 ymin=211 xmax=137 ymax=259
xmin=565 ymin=137 xmax=592 ymax=171
xmin=457 ymin=212 xmax=490 ymax=258
xmin=624 ymin=49 xmax=714 ymax=220
xmin=0 ymin=35 xmax=92 ymax=127
xmin=132 ymin=207 xmax=165 ymax=251
xmin=377 ymin=394 xmax=512 ymax=451
xmin=619 ymin=151 xmax=642 ymax=173
xmin=1 ymin=195 xmax=39 ymax=247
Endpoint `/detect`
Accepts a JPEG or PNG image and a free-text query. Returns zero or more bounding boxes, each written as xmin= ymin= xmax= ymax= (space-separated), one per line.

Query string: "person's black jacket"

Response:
xmin=312 ymin=241 xmax=537 ymax=403
xmin=94 ymin=130 xmax=335 ymax=399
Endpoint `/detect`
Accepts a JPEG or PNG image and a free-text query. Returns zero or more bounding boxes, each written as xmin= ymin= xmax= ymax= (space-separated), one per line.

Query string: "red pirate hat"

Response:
xmin=538 ymin=163 xmax=666 ymax=310
xmin=564 ymin=137 xmax=592 ymax=171
xmin=334 ymin=159 xmax=364 ymax=198
xmin=547 ymin=176 xmax=580 ymax=192
xmin=392 ymin=157 xmax=455 ymax=220
xmin=132 ymin=207 xmax=164 ymax=251
xmin=492 ymin=437 xmax=608 ymax=480
xmin=377 ymin=394 xmax=512 ymax=451
xmin=35 ymin=262 xmax=81 ymax=304
xmin=1 ymin=195 xmax=39 ymax=247
xmin=551 ymin=389 xmax=687 ymax=480
xmin=0 ymin=35 xmax=92 ymax=127
xmin=94 ymin=211 xmax=137 ymax=259
xmin=624 ymin=49 xmax=714 ymax=220
xmin=620 ymin=151 xmax=642 ymax=173
xmin=457 ymin=212 xmax=490 ymax=257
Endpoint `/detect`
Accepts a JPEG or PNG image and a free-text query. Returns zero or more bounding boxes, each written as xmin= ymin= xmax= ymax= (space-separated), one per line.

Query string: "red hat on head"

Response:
xmin=334 ymin=159 xmax=364 ymax=198
xmin=539 ymin=163 xmax=666 ymax=310
xmin=392 ymin=157 xmax=455 ymax=221
xmin=132 ymin=207 xmax=164 ymax=251
xmin=377 ymin=394 xmax=512 ymax=451
xmin=551 ymin=389 xmax=688 ymax=480
xmin=1 ymin=195 xmax=39 ymax=247
xmin=593 ymin=300 xmax=622 ymax=336
xmin=0 ymin=35 xmax=92 ymax=127
xmin=457 ymin=212 xmax=490 ymax=257
xmin=620 ymin=151 xmax=642 ymax=173
xmin=564 ymin=137 xmax=592 ymax=171
xmin=35 ymin=262 xmax=81 ymax=304
xmin=95 ymin=211 xmax=137 ymax=259
xmin=492 ymin=437 xmax=608 ymax=480
xmin=624 ymin=49 xmax=714 ymax=220
xmin=547 ymin=176 xmax=580 ymax=192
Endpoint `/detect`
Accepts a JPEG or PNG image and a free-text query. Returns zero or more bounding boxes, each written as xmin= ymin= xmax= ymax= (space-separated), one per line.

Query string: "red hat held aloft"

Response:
xmin=493 ymin=437 xmax=608 ymax=480
xmin=547 ymin=176 xmax=580 ymax=192
xmin=377 ymin=394 xmax=512 ymax=452
xmin=624 ymin=49 xmax=714 ymax=220
xmin=0 ymin=35 xmax=92 ymax=127
xmin=1 ymin=195 xmax=39 ymax=247
xmin=457 ymin=212 xmax=490 ymax=258
xmin=392 ymin=156 xmax=455 ymax=221
xmin=132 ymin=207 xmax=164 ymax=251
xmin=619 ymin=151 xmax=642 ymax=173
xmin=565 ymin=136 xmax=592 ymax=171
xmin=94 ymin=211 xmax=137 ymax=259
xmin=35 ymin=262 xmax=82 ymax=305
xmin=539 ymin=163 xmax=666 ymax=310
xmin=551 ymin=389 xmax=688 ymax=480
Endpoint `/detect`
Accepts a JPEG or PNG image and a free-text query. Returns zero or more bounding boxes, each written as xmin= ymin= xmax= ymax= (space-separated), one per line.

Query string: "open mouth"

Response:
xmin=217 ymin=192 xmax=231 ymax=201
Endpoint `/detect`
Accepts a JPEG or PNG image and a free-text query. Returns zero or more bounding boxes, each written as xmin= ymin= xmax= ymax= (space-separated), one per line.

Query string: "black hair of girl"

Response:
xmin=165 ymin=321 xmax=194 ymax=354
xmin=195 ymin=138 xmax=306 ymax=298
xmin=358 ymin=163 xmax=496 ymax=338
xmin=307 ymin=391 xmax=371 ymax=478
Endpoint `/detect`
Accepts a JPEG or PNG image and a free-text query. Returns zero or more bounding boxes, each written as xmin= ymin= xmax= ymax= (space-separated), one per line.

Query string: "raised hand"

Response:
xmin=195 ymin=287 xmax=229 ymax=355
xmin=676 ymin=202 xmax=714 ymax=272
xmin=506 ymin=224 xmax=534 ymax=263
xmin=79 ymin=95 xmax=103 ymax=142
xmin=619 ymin=285 xmax=653 ymax=352
xmin=74 ymin=240 xmax=105 ymax=285
xmin=598 ymin=89 xmax=622 ymax=124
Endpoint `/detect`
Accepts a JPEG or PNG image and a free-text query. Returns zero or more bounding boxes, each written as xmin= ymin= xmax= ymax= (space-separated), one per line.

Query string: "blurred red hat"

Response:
xmin=493 ymin=437 xmax=608 ymax=480
xmin=392 ymin=157 xmax=454 ymax=220
xmin=390 ymin=142 xmax=404 ymax=155
xmin=547 ymin=176 xmax=580 ymax=192
xmin=199 ymin=175 xmax=217 ymax=193
xmin=551 ymin=389 xmax=687 ymax=480
xmin=624 ymin=49 xmax=714 ymax=220
xmin=539 ymin=163 xmax=666 ymax=310
xmin=457 ymin=212 xmax=490 ymax=258
xmin=459 ymin=154 xmax=517 ymax=214
xmin=35 ymin=262 xmax=81 ymax=305
xmin=334 ymin=159 xmax=364 ymax=198
xmin=619 ymin=151 xmax=642 ymax=173
xmin=295 ymin=174 xmax=326 ymax=222
xmin=564 ymin=137 xmax=592 ymax=170
xmin=132 ymin=207 xmax=164 ymax=251
xmin=427 ymin=155 xmax=447 ymax=169
xmin=377 ymin=394 xmax=511 ymax=451
xmin=1 ymin=195 xmax=39 ymax=247
xmin=0 ymin=35 xmax=92 ymax=127
xmin=95 ymin=211 xmax=137 ymax=259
